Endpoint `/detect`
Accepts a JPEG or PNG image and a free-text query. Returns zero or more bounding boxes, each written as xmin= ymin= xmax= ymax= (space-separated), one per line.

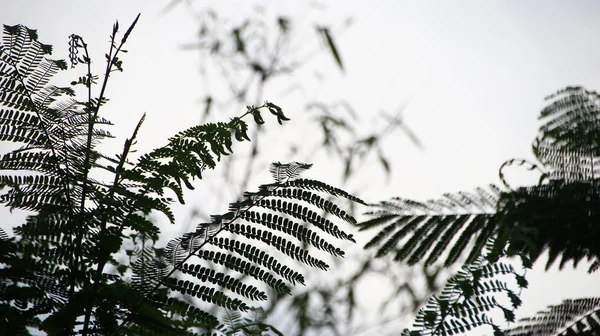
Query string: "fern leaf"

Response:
xmin=361 ymin=187 xmax=500 ymax=266
xmin=533 ymin=87 xmax=600 ymax=183
xmin=269 ymin=161 xmax=313 ymax=183
xmin=407 ymin=252 xmax=526 ymax=336
xmin=153 ymin=162 xmax=362 ymax=329
xmin=0 ymin=109 xmax=40 ymax=127
xmin=506 ymin=297 xmax=600 ymax=336
xmin=540 ymin=87 xmax=600 ymax=154
xmin=424 ymin=215 xmax=470 ymax=265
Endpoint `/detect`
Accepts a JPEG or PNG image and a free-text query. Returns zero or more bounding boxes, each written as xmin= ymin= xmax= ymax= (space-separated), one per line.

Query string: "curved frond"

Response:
xmin=155 ymin=162 xmax=361 ymax=317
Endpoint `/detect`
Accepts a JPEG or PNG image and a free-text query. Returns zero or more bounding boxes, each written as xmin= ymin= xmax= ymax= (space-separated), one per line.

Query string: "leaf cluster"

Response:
xmin=361 ymin=85 xmax=600 ymax=335
xmin=0 ymin=21 xmax=364 ymax=335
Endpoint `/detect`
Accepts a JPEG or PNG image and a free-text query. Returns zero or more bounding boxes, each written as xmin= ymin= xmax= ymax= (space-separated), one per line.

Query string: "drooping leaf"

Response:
xmin=317 ymin=26 xmax=344 ymax=71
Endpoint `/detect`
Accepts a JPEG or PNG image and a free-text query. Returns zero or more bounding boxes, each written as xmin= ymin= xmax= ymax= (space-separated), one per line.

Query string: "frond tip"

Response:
xmin=270 ymin=161 xmax=313 ymax=183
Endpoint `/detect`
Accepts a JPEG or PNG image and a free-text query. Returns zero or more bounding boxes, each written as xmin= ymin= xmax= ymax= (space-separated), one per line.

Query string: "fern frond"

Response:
xmin=540 ymin=87 xmax=600 ymax=155
xmin=131 ymin=247 xmax=170 ymax=295
xmin=405 ymin=250 xmax=527 ymax=336
xmin=218 ymin=307 xmax=281 ymax=336
xmin=361 ymin=187 xmax=501 ymax=266
xmin=269 ymin=161 xmax=313 ymax=183
xmin=0 ymin=151 xmax=55 ymax=172
xmin=147 ymin=162 xmax=362 ymax=322
xmin=506 ymin=297 xmax=600 ymax=336
xmin=0 ymin=25 xmax=67 ymax=115
xmin=156 ymin=297 xmax=219 ymax=328
xmin=128 ymin=116 xmax=269 ymax=211
xmin=532 ymin=87 xmax=600 ymax=183
xmin=126 ymin=294 xmax=219 ymax=334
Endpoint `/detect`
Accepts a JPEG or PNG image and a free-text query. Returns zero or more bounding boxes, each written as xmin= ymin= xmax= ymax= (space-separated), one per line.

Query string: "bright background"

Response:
xmin=2 ymin=0 xmax=600 ymax=334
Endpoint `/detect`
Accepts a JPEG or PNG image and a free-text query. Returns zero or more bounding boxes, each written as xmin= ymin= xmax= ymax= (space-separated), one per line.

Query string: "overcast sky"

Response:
xmin=3 ymin=0 xmax=600 ymax=334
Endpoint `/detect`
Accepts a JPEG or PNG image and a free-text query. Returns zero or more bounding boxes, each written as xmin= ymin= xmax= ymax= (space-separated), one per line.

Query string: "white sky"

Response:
xmin=2 ymin=0 xmax=600 ymax=334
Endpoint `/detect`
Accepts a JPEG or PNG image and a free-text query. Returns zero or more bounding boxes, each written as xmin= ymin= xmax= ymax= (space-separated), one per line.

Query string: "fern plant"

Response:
xmin=0 ymin=18 xmax=364 ymax=335
xmin=361 ymin=86 xmax=600 ymax=335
